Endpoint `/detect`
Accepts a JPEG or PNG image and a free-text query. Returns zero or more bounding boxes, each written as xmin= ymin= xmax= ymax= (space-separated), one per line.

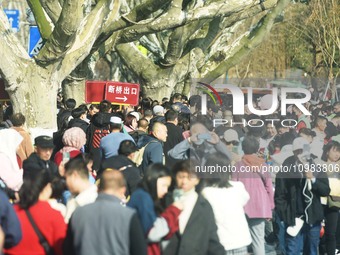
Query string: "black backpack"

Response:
xmin=86 ymin=113 xmax=112 ymax=151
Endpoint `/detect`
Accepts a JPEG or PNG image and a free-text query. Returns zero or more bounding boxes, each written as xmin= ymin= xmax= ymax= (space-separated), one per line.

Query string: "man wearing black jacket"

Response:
xmin=164 ymin=110 xmax=184 ymax=169
xmin=275 ymin=137 xmax=330 ymax=255
xmin=23 ymin=136 xmax=59 ymax=177
xmin=101 ymin=140 xmax=141 ymax=197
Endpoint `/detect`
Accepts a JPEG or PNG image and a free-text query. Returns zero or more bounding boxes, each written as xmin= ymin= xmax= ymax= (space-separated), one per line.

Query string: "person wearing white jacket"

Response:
xmin=202 ymin=153 xmax=252 ymax=255
xmin=0 ymin=129 xmax=23 ymax=191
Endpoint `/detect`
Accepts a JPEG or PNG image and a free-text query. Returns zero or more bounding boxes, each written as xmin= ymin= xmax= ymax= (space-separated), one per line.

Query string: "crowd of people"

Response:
xmin=0 ymin=91 xmax=339 ymax=255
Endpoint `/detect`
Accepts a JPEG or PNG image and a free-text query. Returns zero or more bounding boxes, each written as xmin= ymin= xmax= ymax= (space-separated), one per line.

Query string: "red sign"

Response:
xmin=85 ymin=81 xmax=106 ymax=103
xmin=105 ymin=82 xmax=140 ymax=106
xmin=85 ymin=81 xmax=140 ymax=105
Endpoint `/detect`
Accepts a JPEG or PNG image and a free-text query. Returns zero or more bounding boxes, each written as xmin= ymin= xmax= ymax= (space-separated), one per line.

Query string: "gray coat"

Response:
xmin=63 ymin=193 xmax=147 ymax=255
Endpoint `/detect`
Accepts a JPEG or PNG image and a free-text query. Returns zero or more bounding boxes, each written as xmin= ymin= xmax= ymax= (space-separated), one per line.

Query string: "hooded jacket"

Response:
xmin=0 ymin=129 xmax=23 ymax=191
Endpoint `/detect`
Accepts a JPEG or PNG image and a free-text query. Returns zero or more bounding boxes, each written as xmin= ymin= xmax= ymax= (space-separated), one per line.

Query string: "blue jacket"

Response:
xmin=0 ymin=190 xmax=22 ymax=251
xmin=137 ymin=135 xmax=164 ymax=175
xmin=128 ymin=188 xmax=156 ymax=234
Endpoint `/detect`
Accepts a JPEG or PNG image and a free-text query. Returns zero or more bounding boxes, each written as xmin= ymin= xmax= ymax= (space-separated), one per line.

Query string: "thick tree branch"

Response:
xmin=182 ymin=0 xmax=274 ymax=56
xmin=160 ymin=19 xmax=207 ymax=67
xmin=36 ymin=0 xmax=86 ymax=64
xmin=54 ymin=0 xmax=120 ymax=82
xmin=223 ymin=0 xmax=279 ymax=28
xmin=173 ymin=47 xmax=204 ymax=83
xmin=183 ymin=17 xmax=221 ymax=55
xmin=27 ymin=0 xmax=53 ymax=40
xmin=40 ymin=0 xmax=62 ymax=24
xmin=119 ymin=0 xmax=269 ymax=43
xmin=140 ymin=35 xmax=165 ymax=58
xmin=116 ymin=42 xmax=160 ymax=83
xmin=201 ymin=0 xmax=291 ymax=82
xmin=0 ymin=8 xmax=32 ymax=91
xmin=96 ymin=0 xmax=171 ymax=48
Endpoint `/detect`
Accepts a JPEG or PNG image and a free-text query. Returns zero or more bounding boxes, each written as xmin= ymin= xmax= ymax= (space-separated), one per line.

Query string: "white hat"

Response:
xmin=153 ymin=105 xmax=164 ymax=115
xmin=223 ymin=129 xmax=239 ymax=142
xmin=292 ymin=137 xmax=309 ymax=151
xmin=129 ymin=111 xmax=140 ymax=121
xmin=110 ymin=116 xmax=122 ymax=124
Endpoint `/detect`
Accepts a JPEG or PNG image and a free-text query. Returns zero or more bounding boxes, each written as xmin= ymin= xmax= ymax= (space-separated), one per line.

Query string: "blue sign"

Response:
xmin=28 ymin=26 xmax=43 ymax=57
xmin=4 ymin=9 xmax=20 ymax=32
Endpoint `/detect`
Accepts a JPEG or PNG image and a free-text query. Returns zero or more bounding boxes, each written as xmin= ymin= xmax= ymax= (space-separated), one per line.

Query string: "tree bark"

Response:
xmin=62 ymin=78 xmax=86 ymax=105
xmin=8 ymin=68 xmax=58 ymax=128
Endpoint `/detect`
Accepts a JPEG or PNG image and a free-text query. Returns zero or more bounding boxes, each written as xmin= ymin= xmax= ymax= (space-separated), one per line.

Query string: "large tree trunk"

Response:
xmin=62 ymin=78 xmax=86 ymax=106
xmin=142 ymin=80 xmax=176 ymax=100
xmin=8 ymin=71 xmax=58 ymax=129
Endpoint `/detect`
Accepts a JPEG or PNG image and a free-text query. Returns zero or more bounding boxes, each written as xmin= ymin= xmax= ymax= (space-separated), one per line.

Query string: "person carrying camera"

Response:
xmin=275 ymin=137 xmax=330 ymax=255
xmin=168 ymin=122 xmax=232 ymax=166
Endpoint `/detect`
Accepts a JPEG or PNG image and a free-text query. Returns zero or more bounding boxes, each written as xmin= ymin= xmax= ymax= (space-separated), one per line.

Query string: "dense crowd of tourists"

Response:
xmin=0 ymin=92 xmax=339 ymax=255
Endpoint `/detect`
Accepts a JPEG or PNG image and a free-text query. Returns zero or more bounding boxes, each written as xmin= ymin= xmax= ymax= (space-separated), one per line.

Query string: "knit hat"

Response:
xmin=62 ymin=127 xmax=86 ymax=150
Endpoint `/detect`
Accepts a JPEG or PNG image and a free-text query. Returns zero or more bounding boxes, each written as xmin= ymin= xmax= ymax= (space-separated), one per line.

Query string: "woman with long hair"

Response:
xmin=128 ymin=163 xmax=182 ymax=255
xmin=202 ymin=153 xmax=251 ymax=255
xmin=5 ymin=168 xmax=66 ymax=255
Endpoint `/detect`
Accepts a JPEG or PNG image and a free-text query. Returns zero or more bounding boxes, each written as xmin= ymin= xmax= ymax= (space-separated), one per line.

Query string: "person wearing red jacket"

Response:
xmin=128 ymin=163 xmax=182 ymax=255
xmin=5 ymin=168 xmax=66 ymax=255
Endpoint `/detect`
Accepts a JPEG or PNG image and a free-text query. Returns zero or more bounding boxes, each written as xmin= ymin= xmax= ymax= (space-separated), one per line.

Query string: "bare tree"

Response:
xmin=306 ymin=0 xmax=340 ymax=99
xmin=0 ymin=0 xmax=291 ymax=129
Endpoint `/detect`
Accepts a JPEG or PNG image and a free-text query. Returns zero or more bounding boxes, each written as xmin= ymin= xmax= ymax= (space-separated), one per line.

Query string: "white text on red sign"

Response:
xmin=107 ymin=85 xmax=138 ymax=95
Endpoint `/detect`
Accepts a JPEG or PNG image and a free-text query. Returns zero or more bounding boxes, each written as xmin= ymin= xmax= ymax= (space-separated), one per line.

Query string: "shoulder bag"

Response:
xmin=25 ymin=209 xmax=56 ymax=255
